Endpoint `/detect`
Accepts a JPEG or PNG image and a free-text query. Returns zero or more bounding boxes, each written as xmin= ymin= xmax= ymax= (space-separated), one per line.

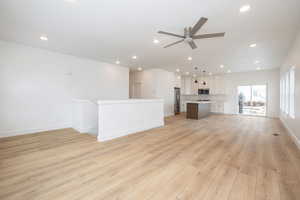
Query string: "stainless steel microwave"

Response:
xmin=198 ymin=89 xmax=209 ymax=95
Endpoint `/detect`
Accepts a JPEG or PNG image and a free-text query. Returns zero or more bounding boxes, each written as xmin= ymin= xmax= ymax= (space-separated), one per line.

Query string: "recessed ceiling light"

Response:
xmin=220 ymin=65 xmax=224 ymax=68
xmin=186 ymin=72 xmax=190 ymax=75
xmin=132 ymin=55 xmax=137 ymax=59
xmin=137 ymin=67 xmax=142 ymax=71
xmin=249 ymin=43 xmax=257 ymax=48
xmin=254 ymin=60 xmax=260 ymax=64
xmin=256 ymin=67 xmax=261 ymax=70
xmin=177 ymin=76 xmax=181 ymax=80
xmin=40 ymin=35 xmax=48 ymax=41
xmin=240 ymin=5 xmax=251 ymax=13
xmin=227 ymin=70 xmax=231 ymax=73
xmin=188 ymin=57 xmax=192 ymax=61
xmin=176 ymin=68 xmax=180 ymax=72
xmin=153 ymin=39 xmax=160 ymax=44
xmin=115 ymin=60 xmax=120 ymax=65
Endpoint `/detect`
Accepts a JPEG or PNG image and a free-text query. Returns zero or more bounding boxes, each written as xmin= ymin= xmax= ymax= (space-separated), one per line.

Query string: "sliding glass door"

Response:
xmin=237 ymin=85 xmax=267 ymax=116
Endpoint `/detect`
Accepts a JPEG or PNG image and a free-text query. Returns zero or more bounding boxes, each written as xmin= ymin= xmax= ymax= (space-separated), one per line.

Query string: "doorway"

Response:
xmin=237 ymin=85 xmax=267 ymax=116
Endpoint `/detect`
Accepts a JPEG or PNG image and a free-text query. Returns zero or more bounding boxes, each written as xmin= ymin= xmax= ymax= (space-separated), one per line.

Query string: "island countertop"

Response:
xmin=185 ymin=101 xmax=212 ymax=104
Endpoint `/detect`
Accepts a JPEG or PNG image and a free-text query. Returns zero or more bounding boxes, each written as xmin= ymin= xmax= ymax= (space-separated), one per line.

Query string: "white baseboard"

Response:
xmin=280 ymin=118 xmax=300 ymax=149
xmin=0 ymin=123 xmax=72 ymax=138
xmin=73 ymin=126 xmax=98 ymax=135
xmin=98 ymin=123 xmax=164 ymax=142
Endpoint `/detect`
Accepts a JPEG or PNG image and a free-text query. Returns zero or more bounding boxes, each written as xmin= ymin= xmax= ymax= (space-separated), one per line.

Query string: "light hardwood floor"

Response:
xmin=0 ymin=114 xmax=299 ymax=200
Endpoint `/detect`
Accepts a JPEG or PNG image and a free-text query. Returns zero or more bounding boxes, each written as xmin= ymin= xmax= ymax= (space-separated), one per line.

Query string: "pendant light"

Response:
xmin=194 ymin=66 xmax=198 ymax=83
xmin=202 ymin=70 xmax=207 ymax=86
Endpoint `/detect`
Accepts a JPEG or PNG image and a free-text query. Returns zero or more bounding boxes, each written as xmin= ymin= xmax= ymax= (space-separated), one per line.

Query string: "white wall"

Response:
xmin=223 ymin=69 xmax=280 ymax=118
xmin=130 ymin=69 xmax=178 ymax=117
xmin=71 ymin=58 xmax=129 ymax=101
xmin=0 ymin=40 xmax=129 ymax=137
xmin=280 ymin=30 xmax=300 ymax=146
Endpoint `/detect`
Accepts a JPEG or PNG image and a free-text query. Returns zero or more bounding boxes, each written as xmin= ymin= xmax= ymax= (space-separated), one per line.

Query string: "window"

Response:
xmin=285 ymin=72 xmax=289 ymax=114
xmin=289 ymin=67 xmax=295 ymax=118
xmin=280 ymin=78 xmax=283 ymax=110
xmin=281 ymin=76 xmax=286 ymax=112
xmin=280 ymin=66 xmax=295 ymax=118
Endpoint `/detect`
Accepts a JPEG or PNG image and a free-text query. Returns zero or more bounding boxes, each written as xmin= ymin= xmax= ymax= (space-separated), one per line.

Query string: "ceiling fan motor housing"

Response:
xmin=184 ymin=27 xmax=193 ymax=43
xmin=184 ymin=37 xmax=193 ymax=43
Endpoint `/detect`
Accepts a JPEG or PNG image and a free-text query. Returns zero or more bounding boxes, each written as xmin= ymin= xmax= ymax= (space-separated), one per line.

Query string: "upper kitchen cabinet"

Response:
xmin=181 ymin=75 xmax=226 ymax=95
xmin=198 ymin=76 xmax=211 ymax=89
xmin=181 ymin=76 xmax=193 ymax=95
xmin=211 ymin=76 xmax=226 ymax=95
xmin=191 ymin=78 xmax=199 ymax=95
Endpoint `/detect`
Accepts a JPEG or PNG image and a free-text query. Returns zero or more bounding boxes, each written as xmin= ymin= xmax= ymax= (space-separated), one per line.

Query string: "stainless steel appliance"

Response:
xmin=174 ymin=87 xmax=180 ymax=115
xmin=198 ymin=89 xmax=209 ymax=95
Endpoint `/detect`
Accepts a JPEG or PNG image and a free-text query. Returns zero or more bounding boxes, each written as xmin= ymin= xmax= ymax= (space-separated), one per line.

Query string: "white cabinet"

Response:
xmin=211 ymin=101 xmax=224 ymax=113
xmin=198 ymin=76 xmax=213 ymax=90
xmin=191 ymin=78 xmax=199 ymax=95
xmin=210 ymin=76 xmax=217 ymax=95
xmin=181 ymin=76 xmax=192 ymax=95
xmin=213 ymin=76 xmax=226 ymax=95
xmin=211 ymin=102 xmax=217 ymax=112
xmin=207 ymin=76 xmax=226 ymax=95
xmin=174 ymin=77 xmax=181 ymax=88
xmin=180 ymin=78 xmax=185 ymax=92
xmin=198 ymin=77 xmax=207 ymax=89
xmin=181 ymin=75 xmax=226 ymax=95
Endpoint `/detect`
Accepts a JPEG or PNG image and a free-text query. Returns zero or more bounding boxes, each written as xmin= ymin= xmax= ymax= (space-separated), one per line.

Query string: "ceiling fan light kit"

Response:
xmin=158 ymin=17 xmax=225 ymax=49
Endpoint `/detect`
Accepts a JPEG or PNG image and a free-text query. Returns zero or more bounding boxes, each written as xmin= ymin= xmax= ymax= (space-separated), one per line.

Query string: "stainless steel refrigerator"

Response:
xmin=174 ymin=87 xmax=180 ymax=115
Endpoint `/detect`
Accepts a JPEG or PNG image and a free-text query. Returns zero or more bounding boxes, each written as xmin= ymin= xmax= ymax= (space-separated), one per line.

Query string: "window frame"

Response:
xmin=285 ymin=71 xmax=290 ymax=114
xmin=289 ymin=66 xmax=295 ymax=118
xmin=280 ymin=66 xmax=296 ymax=118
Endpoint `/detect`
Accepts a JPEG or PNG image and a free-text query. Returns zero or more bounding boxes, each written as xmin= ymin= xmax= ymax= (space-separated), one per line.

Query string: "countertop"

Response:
xmin=98 ymin=98 xmax=164 ymax=105
xmin=185 ymin=101 xmax=212 ymax=104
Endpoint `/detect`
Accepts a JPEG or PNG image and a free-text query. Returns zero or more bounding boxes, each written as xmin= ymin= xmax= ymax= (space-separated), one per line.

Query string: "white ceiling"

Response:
xmin=0 ymin=0 xmax=300 ymax=75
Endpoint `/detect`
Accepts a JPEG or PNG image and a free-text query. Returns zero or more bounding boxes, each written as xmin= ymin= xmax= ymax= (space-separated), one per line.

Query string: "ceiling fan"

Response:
xmin=158 ymin=17 xmax=225 ymax=49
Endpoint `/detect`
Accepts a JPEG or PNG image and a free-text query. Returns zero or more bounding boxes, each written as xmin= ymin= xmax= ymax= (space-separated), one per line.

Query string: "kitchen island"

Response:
xmin=98 ymin=99 xmax=164 ymax=141
xmin=186 ymin=101 xmax=211 ymax=119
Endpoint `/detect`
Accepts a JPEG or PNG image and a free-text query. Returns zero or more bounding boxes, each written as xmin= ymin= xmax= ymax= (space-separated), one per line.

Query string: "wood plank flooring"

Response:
xmin=0 ymin=114 xmax=299 ymax=200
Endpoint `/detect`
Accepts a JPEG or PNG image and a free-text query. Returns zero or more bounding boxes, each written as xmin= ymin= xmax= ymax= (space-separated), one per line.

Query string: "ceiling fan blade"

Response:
xmin=191 ymin=17 xmax=208 ymax=35
xmin=192 ymin=32 xmax=225 ymax=39
xmin=164 ymin=39 xmax=184 ymax=48
xmin=188 ymin=40 xmax=197 ymax=49
xmin=158 ymin=31 xmax=184 ymax=38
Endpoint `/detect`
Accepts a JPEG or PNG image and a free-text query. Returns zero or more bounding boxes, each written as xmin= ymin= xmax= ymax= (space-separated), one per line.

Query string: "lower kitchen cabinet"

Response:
xmin=211 ymin=102 xmax=225 ymax=113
